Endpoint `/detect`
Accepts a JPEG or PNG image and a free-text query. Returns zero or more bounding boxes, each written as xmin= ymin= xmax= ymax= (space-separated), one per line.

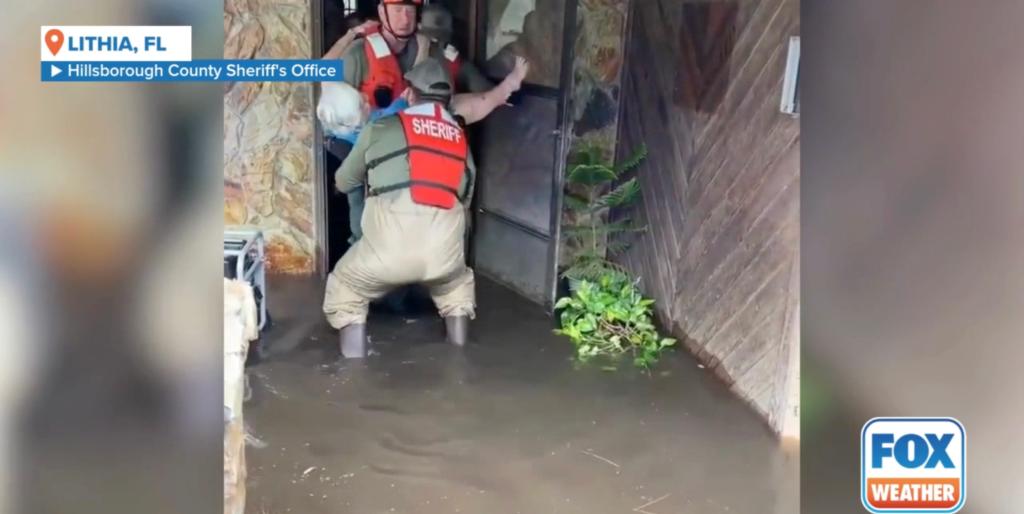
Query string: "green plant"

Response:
xmin=561 ymin=143 xmax=648 ymax=283
xmin=554 ymin=273 xmax=676 ymax=369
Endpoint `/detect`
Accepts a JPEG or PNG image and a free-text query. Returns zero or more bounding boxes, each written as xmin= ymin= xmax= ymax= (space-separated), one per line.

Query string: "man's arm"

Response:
xmin=335 ymin=123 xmax=374 ymax=193
xmin=450 ymin=57 xmax=530 ymax=125
xmin=339 ymin=40 xmax=367 ymax=86
xmin=322 ymin=31 xmax=358 ymax=61
xmin=457 ymin=59 xmax=494 ymax=93
xmin=322 ymin=21 xmax=379 ymax=62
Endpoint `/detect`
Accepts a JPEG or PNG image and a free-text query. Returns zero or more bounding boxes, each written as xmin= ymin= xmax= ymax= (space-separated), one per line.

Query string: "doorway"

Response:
xmin=314 ymin=0 xmax=578 ymax=311
xmin=468 ymin=0 xmax=575 ymax=308
xmin=319 ymin=0 xmax=363 ymax=271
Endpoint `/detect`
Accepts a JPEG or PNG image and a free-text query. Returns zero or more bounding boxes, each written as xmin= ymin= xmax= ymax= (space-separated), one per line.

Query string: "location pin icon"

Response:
xmin=45 ymin=29 xmax=64 ymax=56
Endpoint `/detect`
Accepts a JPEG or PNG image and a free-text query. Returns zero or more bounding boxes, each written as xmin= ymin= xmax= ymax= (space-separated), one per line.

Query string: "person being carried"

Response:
xmin=323 ymin=58 xmax=477 ymax=358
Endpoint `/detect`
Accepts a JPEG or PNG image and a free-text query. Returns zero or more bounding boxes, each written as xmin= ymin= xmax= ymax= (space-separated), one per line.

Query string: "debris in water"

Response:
xmin=301 ymin=466 xmax=317 ymax=477
xmin=581 ymin=449 xmax=621 ymax=470
xmin=263 ymin=382 xmax=289 ymax=399
xmin=697 ymin=364 xmax=705 ymax=369
xmin=633 ymin=493 xmax=670 ymax=514
xmin=245 ymin=431 xmax=268 ymax=448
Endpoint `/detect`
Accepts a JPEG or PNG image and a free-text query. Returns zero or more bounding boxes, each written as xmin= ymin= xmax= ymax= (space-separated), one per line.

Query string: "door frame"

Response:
xmin=311 ymin=0 xmax=329 ymax=277
xmin=546 ymin=0 xmax=577 ymax=310
xmin=470 ymin=0 xmax=578 ymax=310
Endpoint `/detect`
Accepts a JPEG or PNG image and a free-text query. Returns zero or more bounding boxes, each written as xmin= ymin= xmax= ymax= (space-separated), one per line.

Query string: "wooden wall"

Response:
xmin=616 ymin=0 xmax=799 ymax=435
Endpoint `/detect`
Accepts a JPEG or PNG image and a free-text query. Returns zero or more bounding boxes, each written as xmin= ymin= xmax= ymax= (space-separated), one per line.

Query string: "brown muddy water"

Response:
xmin=243 ymin=277 xmax=798 ymax=514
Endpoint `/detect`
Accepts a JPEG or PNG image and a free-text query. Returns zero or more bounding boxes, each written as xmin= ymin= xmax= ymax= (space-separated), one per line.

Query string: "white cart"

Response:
xmin=224 ymin=228 xmax=268 ymax=331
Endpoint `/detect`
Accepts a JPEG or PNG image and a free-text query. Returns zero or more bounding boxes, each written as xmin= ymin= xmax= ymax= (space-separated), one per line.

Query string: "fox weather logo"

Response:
xmin=861 ymin=417 xmax=966 ymax=513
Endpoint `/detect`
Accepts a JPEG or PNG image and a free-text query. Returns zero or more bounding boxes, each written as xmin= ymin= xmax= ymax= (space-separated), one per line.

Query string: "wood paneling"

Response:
xmin=616 ymin=0 xmax=799 ymax=434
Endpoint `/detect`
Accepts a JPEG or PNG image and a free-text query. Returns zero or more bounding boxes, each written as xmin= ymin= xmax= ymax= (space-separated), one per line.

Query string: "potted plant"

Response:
xmin=560 ymin=143 xmax=648 ymax=288
xmin=554 ymin=272 xmax=676 ymax=369
xmin=554 ymin=143 xmax=676 ymax=369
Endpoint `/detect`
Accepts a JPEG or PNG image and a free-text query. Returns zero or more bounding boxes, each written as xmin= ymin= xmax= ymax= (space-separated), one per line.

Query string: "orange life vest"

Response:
xmin=361 ymin=31 xmax=406 ymax=109
xmin=360 ymin=30 xmax=461 ymax=108
xmin=367 ymin=103 xmax=469 ymax=209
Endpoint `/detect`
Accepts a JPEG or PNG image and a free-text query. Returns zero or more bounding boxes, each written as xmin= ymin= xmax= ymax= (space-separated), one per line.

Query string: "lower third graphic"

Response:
xmin=42 ymin=60 xmax=342 ymax=82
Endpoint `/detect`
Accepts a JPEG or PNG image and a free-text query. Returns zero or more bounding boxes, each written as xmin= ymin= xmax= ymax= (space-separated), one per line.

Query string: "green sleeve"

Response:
xmin=335 ymin=123 xmax=372 ymax=193
xmin=342 ymin=40 xmax=367 ymax=87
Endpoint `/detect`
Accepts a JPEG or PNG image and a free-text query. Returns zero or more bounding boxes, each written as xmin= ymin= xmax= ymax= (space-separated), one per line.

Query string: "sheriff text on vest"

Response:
xmin=411 ymin=117 xmax=462 ymax=143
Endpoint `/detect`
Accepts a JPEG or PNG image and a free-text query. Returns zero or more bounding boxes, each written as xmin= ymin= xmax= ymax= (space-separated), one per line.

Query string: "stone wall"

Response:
xmin=559 ymin=0 xmax=631 ymax=265
xmin=570 ymin=0 xmax=629 ymax=155
xmin=224 ymin=0 xmax=317 ymax=274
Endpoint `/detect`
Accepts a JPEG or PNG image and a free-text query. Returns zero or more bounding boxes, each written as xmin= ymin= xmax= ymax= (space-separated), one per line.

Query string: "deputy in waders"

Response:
xmin=323 ymin=58 xmax=476 ymax=358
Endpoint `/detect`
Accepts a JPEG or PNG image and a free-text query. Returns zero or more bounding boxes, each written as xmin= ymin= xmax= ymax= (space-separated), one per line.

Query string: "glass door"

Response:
xmin=469 ymin=0 xmax=574 ymax=307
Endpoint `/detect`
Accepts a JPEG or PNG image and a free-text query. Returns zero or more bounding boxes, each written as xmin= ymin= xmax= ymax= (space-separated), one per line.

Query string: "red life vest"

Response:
xmin=367 ymin=104 xmax=469 ymax=209
xmin=360 ymin=30 xmax=461 ymax=108
xmin=361 ymin=31 xmax=406 ymax=109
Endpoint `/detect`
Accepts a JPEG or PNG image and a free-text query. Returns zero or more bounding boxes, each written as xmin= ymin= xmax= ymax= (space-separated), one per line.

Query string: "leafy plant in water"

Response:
xmin=561 ymin=143 xmax=648 ymax=284
xmin=554 ymin=272 xmax=676 ymax=369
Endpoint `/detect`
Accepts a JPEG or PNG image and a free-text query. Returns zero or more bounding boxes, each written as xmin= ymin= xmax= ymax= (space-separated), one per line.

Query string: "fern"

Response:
xmin=614 ymin=145 xmax=648 ymax=176
xmin=605 ymin=239 xmax=633 ymax=256
xmin=570 ymin=141 xmax=607 ymax=167
xmin=563 ymin=193 xmax=590 ymax=211
xmin=594 ymin=178 xmax=641 ymax=209
xmin=567 ymin=164 xmax=617 ymax=185
xmin=561 ymin=141 xmax=649 ymax=284
xmin=562 ymin=219 xmax=644 ymax=236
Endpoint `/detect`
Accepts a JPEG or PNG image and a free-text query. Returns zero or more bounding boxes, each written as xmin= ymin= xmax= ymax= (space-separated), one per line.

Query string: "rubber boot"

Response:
xmin=339 ymin=323 xmax=368 ymax=359
xmin=444 ymin=316 xmax=469 ymax=346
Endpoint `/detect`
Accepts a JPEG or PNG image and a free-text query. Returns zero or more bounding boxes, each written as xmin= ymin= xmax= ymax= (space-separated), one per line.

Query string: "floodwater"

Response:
xmin=243 ymin=277 xmax=798 ymax=514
